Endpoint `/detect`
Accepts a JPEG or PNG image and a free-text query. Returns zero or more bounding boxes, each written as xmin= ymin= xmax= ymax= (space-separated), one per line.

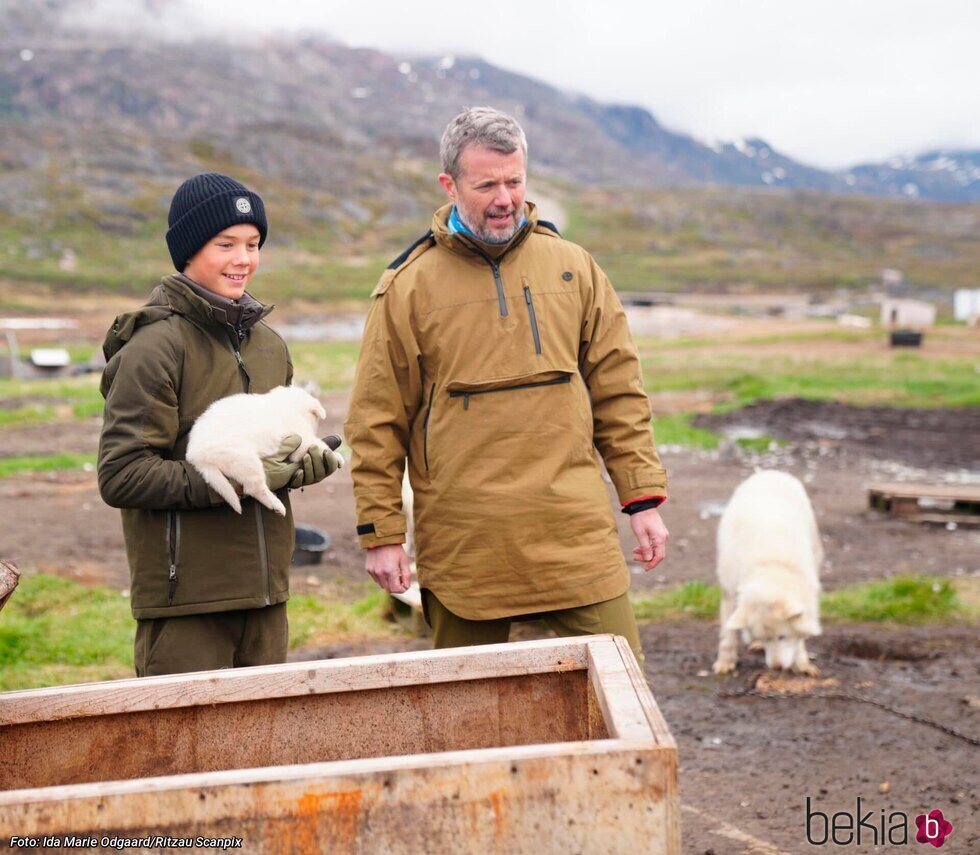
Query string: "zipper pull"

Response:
xmin=168 ymin=564 xmax=178 ymax=605
xmin=463 ymin=393 xmax=470 ymax=411
xmin=524 ymin=285 xmax=532 ymax=304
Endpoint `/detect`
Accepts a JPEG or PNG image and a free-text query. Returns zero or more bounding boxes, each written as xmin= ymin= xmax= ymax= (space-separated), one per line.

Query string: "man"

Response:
xmin=345 ymin=107 xmax=668 ymax=660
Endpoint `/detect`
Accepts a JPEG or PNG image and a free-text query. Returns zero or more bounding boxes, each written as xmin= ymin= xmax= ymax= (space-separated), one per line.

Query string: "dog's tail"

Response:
xmin=189 ymin=461 xmax=242 ymax=514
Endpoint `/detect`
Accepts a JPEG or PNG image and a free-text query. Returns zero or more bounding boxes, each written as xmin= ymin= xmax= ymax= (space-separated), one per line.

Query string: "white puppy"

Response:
xmin=713 ymin=470 xmax=822 ymax=676
xmin=186 ymin=385 xmax=330 ymax=517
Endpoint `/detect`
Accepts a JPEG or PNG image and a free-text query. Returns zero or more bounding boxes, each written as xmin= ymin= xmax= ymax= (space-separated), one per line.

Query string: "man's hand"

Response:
xmin=630 ymin=508 xmax=668 ymax=571
xmin=262 ymin=435 xmax=304 ymax=491
xmin=365 ymin=543 xmax=412 ymax=594
xmin=289 ymin=442 xmax=344 ymax=489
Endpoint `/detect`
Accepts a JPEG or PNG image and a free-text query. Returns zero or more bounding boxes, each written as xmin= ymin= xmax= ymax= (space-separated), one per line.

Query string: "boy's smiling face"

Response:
xmin=183 ymin=224 xmax=261 ymax=299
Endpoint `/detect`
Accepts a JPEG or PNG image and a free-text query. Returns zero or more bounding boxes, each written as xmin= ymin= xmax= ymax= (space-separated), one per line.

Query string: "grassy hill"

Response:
xmin=2 ymin=178 xmax=979 ymax=307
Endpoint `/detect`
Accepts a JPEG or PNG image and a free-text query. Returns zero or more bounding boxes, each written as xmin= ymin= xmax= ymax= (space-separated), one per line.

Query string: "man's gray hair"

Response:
xmin=440 ymin=107 xmax=528 ymax=180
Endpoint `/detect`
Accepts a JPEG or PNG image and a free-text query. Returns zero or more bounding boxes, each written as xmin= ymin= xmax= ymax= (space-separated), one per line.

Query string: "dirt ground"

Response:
xmin=1 ymin=352 xmax=978 ymax=851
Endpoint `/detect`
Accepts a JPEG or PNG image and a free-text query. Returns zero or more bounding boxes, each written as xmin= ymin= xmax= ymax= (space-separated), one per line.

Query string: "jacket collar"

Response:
xmin=432 ymin=201 xmax=539 ymax=262
xmin=160 ymin=274 xmax=272 ymax=333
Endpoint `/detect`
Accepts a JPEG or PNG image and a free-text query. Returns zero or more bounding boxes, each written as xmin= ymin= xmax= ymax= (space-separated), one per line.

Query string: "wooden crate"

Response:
xmin=0 ymin=636 xmax=679 ymax=853
xmin=868 ymin=482 xmax=980 ymax=525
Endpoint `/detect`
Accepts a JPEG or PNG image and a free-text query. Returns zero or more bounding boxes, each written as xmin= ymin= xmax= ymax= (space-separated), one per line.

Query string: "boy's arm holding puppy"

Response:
xmin=100 ymin=329 xmax=339 ymax=509
xmin=99 ymin=321 xmax=217 ymax=510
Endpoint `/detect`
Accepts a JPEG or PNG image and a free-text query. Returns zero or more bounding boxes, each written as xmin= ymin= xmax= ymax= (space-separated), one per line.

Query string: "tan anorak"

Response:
xmin=345 ymin=203 xmax=667 ymax=619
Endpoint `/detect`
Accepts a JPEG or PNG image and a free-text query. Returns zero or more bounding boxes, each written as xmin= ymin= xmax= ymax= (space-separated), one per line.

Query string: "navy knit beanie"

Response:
xmin=166 ymin=173 xmax=268 ymax=271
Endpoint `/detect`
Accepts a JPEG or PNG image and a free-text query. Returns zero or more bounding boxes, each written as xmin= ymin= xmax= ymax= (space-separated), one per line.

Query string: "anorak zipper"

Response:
xmin=490 ymin=262 xmax=508 ymax=317
xmin=422 ymin=383 xmax=435 ymax=471
xmin=523 ymin=282 xmax=541 ymax=354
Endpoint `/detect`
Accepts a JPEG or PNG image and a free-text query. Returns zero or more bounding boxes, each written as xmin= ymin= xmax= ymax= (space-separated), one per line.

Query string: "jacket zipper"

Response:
xmin=255 ymin=503 xmax=271 ymax=606
xmin=232 ymin=347 xmax=251 ymax=392
xmin=422 ymin=383 xmax=435 ymax=472
xmin=449 ymin=374 xmax=571 ymax=410
xmin=490 ymin=262 xmax=508 ymax=318
xmin=523 ymin=282 xmax=542 ymax=355
xmin=166 ymin=510 xmax=180 ymax=605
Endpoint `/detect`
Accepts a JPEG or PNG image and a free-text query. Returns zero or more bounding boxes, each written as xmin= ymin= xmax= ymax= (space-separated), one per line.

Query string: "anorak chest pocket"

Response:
xmin=431 ymin=370 xmax=593 ymax=481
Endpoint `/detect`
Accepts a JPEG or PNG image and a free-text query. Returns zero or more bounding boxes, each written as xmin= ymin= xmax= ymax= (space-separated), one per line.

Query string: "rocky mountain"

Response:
xmin=2 ymin=0 xmax=978 ymax=222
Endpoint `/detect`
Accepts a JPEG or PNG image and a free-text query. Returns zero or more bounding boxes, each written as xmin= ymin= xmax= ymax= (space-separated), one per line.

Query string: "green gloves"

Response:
xmin=288 ymin=438 xmax=344 ymax=488
xmin=263 ymin=435 xmax=344 ymax=491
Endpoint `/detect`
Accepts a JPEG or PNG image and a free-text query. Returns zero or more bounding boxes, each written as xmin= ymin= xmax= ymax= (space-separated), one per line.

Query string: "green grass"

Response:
xmin=638 ymin=342 xmax=980 ymax=408
xmin=0 ymin=574 xmax=404 ymax=691
xmin=0 ymin=453 xmax=97 ymax=478
xmin=631 ymin=576 xmax=975 ymax=624
xmin=287 ymin=587 xmax=401 ymax=646
xmin=0 ymin=574 xmax=135 ymax=690
xmin=821 ymin=575 xmax=971 ymax=623
xmin=0 ymin=403 xmax=56 ymax=427
xmin=289 ymin=341 xmax=364 ymax=391
xmin=0 ymin=376 xmax=104 ymax=427
xmin=735 ymin=435 xmax=782 ymax=452
xmin=651 ymin=413 xmax=721 ymax=449
xmin=632 ymin=581 xmax=721 ymax=620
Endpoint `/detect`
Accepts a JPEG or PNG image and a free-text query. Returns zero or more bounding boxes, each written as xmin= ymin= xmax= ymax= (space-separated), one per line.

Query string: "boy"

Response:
xmin=98 ymin=173 xmax=340 ymax=676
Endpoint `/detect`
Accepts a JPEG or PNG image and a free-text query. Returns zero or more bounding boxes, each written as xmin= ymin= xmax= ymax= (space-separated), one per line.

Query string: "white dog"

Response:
xmin=186 ymin=385 xmax=334 ymax=517
xmin=713 ymin=470 xmax=822 ymax=676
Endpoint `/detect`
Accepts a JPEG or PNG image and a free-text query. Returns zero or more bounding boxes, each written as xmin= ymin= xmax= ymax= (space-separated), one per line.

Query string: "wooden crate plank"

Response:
xmin=867 ymin=483 xmax=980 ymax=502
xmin=0 ymin=746 xmax=675 ymax=853
xmin=0 ymin=637 xmax=590 ymax=726
xmin=587 ymin=636 xmax=651 ymax=741
xmin=0 ymin=671 xmax=592 ymax=791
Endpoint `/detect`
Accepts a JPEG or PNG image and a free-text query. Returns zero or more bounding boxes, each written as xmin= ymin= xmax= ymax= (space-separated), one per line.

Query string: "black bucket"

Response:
xmin=889 ymin=329 xmax=923 ymax=347
xmin=292 ymin=524 xmax=331 ymax=566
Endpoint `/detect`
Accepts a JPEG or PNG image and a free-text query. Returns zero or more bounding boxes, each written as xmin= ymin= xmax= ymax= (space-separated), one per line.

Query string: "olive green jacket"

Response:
xmin=345 ymin=203 xmax=668 ymax=619
xmin=98 ymin=276 xmax=294 ymax=619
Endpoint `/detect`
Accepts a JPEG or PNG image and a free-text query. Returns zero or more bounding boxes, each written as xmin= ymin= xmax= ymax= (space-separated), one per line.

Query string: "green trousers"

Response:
xmin=421 ymin=589 xmax=644 ymax=664
xmin=134 ymin=602 xmax=288 ymax=677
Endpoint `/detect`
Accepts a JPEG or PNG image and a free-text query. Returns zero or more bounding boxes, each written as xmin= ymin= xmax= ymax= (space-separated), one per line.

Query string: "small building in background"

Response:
xmin=879 ymin=298 xmax=936 ymax=329
xmin=953 ymin=288 xmax=980 ymax=324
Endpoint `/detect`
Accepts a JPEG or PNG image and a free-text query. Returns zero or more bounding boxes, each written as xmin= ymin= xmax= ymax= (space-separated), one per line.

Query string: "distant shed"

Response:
xmin=953 ymin=289 xmax=980 ymax=323
xmin=879 ymin=298 xmax=936 ymax=329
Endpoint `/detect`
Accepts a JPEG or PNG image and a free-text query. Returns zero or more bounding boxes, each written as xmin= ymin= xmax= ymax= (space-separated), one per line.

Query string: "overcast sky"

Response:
xmin=75 ymin=0 xmax=980 ymax=170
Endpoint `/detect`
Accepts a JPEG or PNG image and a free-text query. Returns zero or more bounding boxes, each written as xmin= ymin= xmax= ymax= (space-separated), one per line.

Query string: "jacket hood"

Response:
xmin=102 ymin=276 xmax=272 ymax=361
xmin=431 ymin=201 xmax=539 ymax=261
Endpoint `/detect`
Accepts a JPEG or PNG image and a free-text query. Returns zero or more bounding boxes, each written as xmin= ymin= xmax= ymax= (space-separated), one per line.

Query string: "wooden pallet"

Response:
xmin=0 ymin=636 xmax=679 ymax=854
xmin=868 ymin=483 xmax=980 ymax=525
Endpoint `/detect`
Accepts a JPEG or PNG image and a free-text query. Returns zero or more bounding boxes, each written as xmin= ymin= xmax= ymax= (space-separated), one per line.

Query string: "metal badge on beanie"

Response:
xmin=235 ymin=197 xmax=252 ymax=214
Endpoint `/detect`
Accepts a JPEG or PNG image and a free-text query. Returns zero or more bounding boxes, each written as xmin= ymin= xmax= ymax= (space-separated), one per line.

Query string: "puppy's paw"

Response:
xmin=793 ymin=662 xmax=820 ymax=677
xmin=713 ymin=658 xmax=736 ymax=675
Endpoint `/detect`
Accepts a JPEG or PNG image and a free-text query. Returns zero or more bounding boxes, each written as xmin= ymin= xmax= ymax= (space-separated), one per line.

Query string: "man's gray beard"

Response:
xmin=457 ymin=205 xmax=520 ymax=244
xmin=472 ymin=221 xmax=519 ymax=245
